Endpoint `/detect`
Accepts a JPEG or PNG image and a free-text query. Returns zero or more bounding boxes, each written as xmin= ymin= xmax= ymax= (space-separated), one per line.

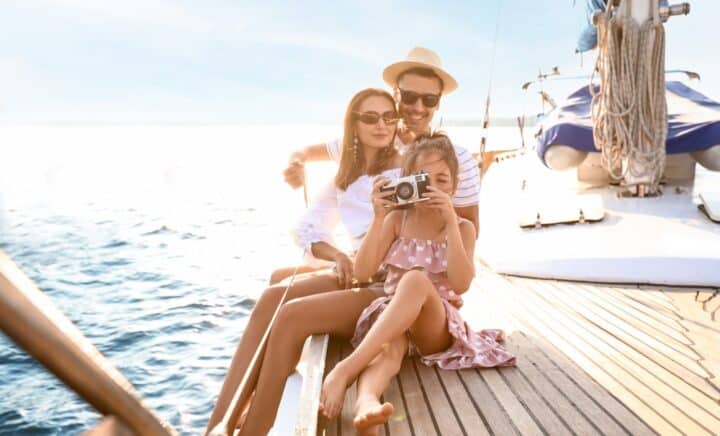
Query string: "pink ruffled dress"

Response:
xmin=351 ymin=232 xmax=516 ymax=369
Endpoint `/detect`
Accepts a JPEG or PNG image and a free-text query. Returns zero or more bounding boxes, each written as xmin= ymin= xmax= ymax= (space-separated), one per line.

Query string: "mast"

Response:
xmin=591 ymin=0 xmax=690 ymax=196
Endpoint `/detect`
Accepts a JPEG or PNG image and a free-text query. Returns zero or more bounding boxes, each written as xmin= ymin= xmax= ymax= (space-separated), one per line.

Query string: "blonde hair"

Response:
xmin=401 ymin=132 xmax=459 ymax=191
xmin=335 ymin=88 xmax=398 ymax=190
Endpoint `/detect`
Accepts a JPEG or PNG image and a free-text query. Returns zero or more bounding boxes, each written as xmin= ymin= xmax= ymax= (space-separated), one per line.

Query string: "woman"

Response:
xmin=205 ymin=88 xmax=402 ymax=433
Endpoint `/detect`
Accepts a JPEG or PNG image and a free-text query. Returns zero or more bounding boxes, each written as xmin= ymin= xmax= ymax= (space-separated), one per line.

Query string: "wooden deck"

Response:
xmin=318 ymin=267 xmax=720 ymax=435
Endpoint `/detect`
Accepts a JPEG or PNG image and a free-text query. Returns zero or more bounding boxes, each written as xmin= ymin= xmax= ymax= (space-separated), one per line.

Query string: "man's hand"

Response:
xmin=283 ymin=152 xmax=306 ymax=189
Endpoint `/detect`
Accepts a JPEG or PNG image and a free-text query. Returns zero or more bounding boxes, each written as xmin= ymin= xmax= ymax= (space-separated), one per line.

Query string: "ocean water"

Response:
xmin=0 ymin=124 xmax=512 ymax=435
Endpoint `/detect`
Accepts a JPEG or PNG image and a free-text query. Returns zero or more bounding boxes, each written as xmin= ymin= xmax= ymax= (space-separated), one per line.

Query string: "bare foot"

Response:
xmin=354 ymin=400 xmax=394 ymax=436
xmin=320 ymin=365 xmax=351 ymax=420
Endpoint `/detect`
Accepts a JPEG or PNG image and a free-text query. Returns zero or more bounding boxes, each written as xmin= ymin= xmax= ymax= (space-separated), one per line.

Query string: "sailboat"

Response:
xmin=1 ymin=1 xmax=718 ymax=435
xmin=272 ymin=2 xmax=720 ymax=435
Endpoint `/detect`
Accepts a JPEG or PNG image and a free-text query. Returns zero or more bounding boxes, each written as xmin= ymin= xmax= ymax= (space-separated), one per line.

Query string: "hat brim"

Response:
xmin=383 ymin=61 xmax=458 ymax=95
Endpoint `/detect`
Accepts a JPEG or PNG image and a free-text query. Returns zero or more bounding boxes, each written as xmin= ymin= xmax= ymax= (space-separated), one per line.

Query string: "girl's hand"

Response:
xmin=422 ymin=186 xmax=456 ymax=223
xmin=371 ymin=176 xmax=396 ymax=219
xmin=333 ymin=252 xmax=354 ymax=289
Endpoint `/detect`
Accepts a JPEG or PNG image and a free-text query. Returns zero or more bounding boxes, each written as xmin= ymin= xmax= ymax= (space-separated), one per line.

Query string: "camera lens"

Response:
xmin=396 ymin=182 xmax=414 ymax=200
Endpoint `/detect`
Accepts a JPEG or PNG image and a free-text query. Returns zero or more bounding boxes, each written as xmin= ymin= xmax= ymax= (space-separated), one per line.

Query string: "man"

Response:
xmin=284 ymin=47 xmax=480 ymax=232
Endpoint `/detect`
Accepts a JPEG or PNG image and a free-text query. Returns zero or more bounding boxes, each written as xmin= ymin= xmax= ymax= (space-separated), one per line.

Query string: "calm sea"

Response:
xmin=0 ymin=124 xmax=513 ymax=435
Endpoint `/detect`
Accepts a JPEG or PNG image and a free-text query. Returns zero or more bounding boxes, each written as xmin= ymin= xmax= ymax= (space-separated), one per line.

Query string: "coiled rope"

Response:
xmin=590 ymin=0 xmax=667 ymax=190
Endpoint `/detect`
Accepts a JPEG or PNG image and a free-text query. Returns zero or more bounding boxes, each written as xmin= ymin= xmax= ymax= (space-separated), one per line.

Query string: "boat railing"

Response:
xmin=0 ymin=249 xmax=175 ymax=435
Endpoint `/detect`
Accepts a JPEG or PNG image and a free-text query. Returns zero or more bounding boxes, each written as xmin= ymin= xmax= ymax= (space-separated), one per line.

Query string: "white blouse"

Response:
xmin=293 ymin=168 xmax=401 ymax=262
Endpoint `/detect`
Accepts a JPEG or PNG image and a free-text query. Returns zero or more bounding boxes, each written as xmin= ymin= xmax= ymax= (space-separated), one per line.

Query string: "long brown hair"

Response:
xmin=401 ymin=132 xmax=459 ymax=191
xmin=335 ymin=88 xmax=398 ymax=190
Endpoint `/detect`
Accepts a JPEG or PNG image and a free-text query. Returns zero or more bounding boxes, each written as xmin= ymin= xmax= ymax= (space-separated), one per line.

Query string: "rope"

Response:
xmin=210 ymin=249 xmax=308 ymax=435
xmin=211 ymin=171 xmax=312 ymax=434
xmin=478 ymin=0 xmax=503 ymax=169
xmin=590 ymin=0 xmax=667 ymax=190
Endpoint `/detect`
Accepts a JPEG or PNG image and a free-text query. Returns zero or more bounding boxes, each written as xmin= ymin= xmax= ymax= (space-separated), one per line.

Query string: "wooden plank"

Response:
xmin=664 ymin=289 xmax=720 ymax=328
xmin=623 ymin=285 xmax=680 ymax=312
xmin=434 ymin=369 xmax=491 ymax=436
xmin=697 ymin=290 xmax=717 ymax=305
xmin=397 ymin=357 xmax=437 ymax=435
xmin=605 ymin=284 xmax=688 ymax=326
xmin=478 ymin=368 xmax=544 ymax=436
xmin=517 ymin=331 xmax=655 ymax=436
xmin=571 ymin=282 xmax=693 ymax=346
xmin=381 ymin=373 xmax=412 ymax=436
xmin=701 ymin=292 xmax=720 ymax=321
xmin=498 ymin=362 xmax=573 ymax=435
xmin=529 ymin=280 xmax=720 ymax=406
xmin=495 ymin=302 xmax=651 ymax=436
xmin=503 ymin=279 xmax=717 ymax=435
xmin=484 ymin=274 xmax=682 ymax=435
xmin=526 ymin=280 xmax=720 ymax=423
xmin=521 ymin=279 xmax=700 ymax=366
xmin=296 ymin=334 xmax=329 ymax=436
xmin=484 ymin=274 xmax=655 ymax=435
xmin=456 ymin=368 xmax=518 ymax=436
xmin=412 ymin=361 xmax=465 ymax=435
xmin=503 ymin=334 xmax=603 ymax=435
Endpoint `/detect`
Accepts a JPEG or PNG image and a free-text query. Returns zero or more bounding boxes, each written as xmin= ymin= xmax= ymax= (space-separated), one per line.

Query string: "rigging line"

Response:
xmin=479 ymin=0 xmax=503 ymax=168
xmin=210 ymin=249 xmax=309 ymax=435
xmin=211 ymin=172 xmax=311 ymax=434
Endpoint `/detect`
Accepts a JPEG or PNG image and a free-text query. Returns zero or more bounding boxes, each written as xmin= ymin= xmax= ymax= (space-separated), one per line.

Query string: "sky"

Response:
xmin=1 ymin=0 xmax=718 ymax=123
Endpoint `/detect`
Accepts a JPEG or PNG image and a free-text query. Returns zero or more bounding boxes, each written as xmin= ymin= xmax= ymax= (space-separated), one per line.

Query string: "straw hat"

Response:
xmin=382 ymin=47 xmax=458 ymax=95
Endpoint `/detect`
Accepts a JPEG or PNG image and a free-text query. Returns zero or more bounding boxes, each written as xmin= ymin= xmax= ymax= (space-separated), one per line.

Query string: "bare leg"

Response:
xmin=320 ymin=270 xmax=452 ymax=418
xmin=353 ymin=335 xmax=408 ymax=436
xmin=237 ymin=288 xmax=379 ymax=436
xmin=269 ymin=264 xmax=329 ymax=285
xmin=204 ymin=271 xmax=342 ymax=434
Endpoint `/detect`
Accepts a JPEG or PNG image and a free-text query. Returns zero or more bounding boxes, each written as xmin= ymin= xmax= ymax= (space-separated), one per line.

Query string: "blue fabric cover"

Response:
xmin=576 ymin=0 xmax=607 ymax=53
xmin=537 ymin=81 xmax=720 ymax=165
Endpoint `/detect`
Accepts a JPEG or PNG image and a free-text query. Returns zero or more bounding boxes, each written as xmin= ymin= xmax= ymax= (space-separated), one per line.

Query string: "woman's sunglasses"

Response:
xmin=398 ymin=89 xmax=441 ymax=108
xmin=353 ymin=111 xmax=400 ymax=125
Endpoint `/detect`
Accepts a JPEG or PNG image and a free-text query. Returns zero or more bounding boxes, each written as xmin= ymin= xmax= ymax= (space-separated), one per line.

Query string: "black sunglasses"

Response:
xmin=353 ymin=111 xmax=400 ymax=125
xmin=398 ymin=89 xmax=441 ymax=108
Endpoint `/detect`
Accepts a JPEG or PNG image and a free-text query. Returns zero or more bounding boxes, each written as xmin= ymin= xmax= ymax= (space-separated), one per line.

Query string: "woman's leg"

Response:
xmin=353 ymin=335 xmax=408 ymax=436
xmin=237 ymin=288 xmax=379 ymax=436
xmin=205 ymin=271 xmax=341 ymax=434
xmin=269 ymin=264 xmax=329 ymax=285
xmin=321 ymin=270 xmax=452 ymax=418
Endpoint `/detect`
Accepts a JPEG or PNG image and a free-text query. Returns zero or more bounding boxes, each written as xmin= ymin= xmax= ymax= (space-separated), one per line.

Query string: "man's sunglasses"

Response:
xmin=353 ymin=111 xmax=400 ymax=125
xmin=398 ymin=89 xmax=441 ymax=108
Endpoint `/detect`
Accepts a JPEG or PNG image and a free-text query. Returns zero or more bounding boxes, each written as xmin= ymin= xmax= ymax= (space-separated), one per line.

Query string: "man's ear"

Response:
xmin=393 ymin=87 xmax=401 ymax=103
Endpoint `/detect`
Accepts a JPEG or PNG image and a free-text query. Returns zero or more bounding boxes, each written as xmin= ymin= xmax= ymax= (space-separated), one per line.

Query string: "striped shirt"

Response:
xmin=325 ymin=136 xmax=480 ymax=207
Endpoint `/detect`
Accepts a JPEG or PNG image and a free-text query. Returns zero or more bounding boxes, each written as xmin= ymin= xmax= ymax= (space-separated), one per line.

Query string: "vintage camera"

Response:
xmin=381 ymin=171 xmax=430 ymax=205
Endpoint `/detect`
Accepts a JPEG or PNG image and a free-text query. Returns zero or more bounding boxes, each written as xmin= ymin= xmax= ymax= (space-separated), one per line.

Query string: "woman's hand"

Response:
xmin=422 ymin=186 xmax=456 ymax=223
xmin=371 ymin=176 xmax=396 ymax=219
xmin=333 ymin=252 xmax=354 ymax=289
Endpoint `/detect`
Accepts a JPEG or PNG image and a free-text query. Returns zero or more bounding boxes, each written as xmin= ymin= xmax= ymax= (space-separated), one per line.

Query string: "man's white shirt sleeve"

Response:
xmin=452 ymin=145 xmax=480 ymax=207
xmin=326 ymin=138 xmax=342 ymax=163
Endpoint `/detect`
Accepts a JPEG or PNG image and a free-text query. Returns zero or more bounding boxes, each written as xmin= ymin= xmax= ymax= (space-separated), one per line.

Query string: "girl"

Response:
xmin=319 ymin=134 xmax=516 ymax=433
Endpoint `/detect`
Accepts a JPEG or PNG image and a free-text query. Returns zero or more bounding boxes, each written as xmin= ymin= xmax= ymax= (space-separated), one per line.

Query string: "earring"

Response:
xmin=353 ymin=135 xmax=359 ymax=162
